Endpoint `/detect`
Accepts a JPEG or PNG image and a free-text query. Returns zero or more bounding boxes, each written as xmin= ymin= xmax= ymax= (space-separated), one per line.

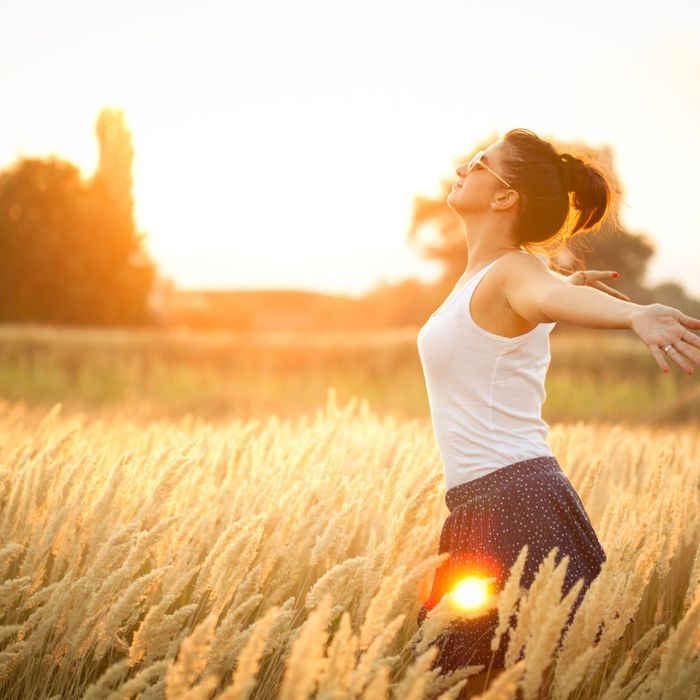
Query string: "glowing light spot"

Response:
xmin=451 ymin=576 xmax=496 ymax=611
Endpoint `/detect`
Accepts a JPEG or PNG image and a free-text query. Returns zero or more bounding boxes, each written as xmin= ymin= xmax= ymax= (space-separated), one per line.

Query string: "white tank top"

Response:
xmin=417 ymin=253 xmax=557 ymax=491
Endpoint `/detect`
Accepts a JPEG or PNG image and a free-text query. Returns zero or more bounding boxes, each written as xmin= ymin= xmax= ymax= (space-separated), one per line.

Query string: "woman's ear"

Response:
xmin=491 ymin=190 xmax=518 ymax=210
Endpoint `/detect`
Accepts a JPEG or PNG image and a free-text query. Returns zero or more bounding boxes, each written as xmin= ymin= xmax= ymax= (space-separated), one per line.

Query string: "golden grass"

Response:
xmin=1 ymin=391 xmax=699 ymax=698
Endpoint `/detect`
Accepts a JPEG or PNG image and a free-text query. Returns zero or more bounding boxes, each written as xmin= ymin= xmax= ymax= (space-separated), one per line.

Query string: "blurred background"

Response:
xmin=1 ymin=0 xmax=699 ymax=424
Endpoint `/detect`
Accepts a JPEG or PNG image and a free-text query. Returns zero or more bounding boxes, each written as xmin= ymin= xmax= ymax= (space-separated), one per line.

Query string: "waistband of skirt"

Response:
xmin=445 ymin=455 xmax=563 ymax=512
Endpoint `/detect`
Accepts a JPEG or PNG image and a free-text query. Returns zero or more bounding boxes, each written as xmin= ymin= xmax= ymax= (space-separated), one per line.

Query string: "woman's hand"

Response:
xmin=568 ymin=269 xmax=631 ymax=301
xmin=628 ymin=303 xmax=700 ymax=375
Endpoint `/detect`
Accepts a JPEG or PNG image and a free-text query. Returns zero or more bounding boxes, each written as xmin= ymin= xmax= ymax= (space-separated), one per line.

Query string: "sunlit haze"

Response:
xmin=2 ymin=0 xmax=698 ymax=297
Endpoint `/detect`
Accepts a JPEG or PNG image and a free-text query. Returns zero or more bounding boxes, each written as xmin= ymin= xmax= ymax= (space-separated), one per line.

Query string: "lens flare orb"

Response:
xmin=450 ymin=576 xmax=496 ymax=611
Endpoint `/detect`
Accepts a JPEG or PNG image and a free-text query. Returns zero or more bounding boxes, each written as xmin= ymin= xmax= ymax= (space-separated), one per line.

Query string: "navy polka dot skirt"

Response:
xmin=415 ymin=455 xmax=608 ymax=673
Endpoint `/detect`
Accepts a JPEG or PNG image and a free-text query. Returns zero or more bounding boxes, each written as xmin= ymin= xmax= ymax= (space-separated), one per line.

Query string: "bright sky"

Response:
xmin=1 ymin=0 xmax=699 ymax=298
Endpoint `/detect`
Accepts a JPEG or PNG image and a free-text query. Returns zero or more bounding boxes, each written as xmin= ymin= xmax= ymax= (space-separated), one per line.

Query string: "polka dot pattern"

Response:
xmin=415 ymin=455 xmax=608 ymax=674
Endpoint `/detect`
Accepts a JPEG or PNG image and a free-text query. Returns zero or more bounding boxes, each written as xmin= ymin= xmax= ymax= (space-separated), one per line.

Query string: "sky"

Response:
xmin=1 ymin=0 xmax=699 ymax=298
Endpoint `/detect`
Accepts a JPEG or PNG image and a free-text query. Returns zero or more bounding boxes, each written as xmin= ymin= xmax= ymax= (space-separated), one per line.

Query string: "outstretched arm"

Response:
xmin=499 ymin=253 xmax=700 ymax=375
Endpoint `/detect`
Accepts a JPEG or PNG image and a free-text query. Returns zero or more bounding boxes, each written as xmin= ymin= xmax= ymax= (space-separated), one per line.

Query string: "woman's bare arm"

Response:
xmin=498 ymin=252 xmax=700 ymax=374
xmin=541 ymin=283 xmax=639 ymax=329
xmin=500 ymin=253 xmax=640 ymax=329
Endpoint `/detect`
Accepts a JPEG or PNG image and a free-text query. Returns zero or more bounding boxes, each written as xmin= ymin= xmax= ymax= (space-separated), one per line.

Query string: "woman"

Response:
xmin=414 ymin=128 xmax=700 ymax=696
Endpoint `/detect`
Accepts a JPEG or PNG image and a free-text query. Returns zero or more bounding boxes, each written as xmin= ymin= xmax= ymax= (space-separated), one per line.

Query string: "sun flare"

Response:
xmin=451 ymin=575 xmax=496 ymax=611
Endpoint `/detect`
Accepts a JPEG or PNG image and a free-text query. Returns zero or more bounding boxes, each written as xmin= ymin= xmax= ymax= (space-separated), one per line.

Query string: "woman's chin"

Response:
xmin=446 ymin=194 xmax=464 ymax=212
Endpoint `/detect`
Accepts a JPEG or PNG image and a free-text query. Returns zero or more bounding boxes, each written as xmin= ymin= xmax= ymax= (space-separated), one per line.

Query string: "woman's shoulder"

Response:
xmin=516 ymin=249 xmax=549 ymax=262
xmin=491 ymin=249 xmax=552 ymax=284
xmin=501 ymin=249 xmax=550 ymax=267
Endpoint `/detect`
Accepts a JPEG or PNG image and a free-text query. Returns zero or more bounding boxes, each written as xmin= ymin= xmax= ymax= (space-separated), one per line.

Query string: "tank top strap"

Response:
xmin=462 ymin=255 xmax=507 ymax=297
xmin=470 ymin=257 xmax=501 ymax=283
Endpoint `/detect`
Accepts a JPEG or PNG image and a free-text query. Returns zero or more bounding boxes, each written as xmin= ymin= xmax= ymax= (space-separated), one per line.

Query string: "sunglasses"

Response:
xmin=464 ymin=150 xmax=513 ymax=189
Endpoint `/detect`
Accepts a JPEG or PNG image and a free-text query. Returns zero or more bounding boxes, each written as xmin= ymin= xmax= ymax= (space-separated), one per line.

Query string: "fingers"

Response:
xmin=593 ymin=281 xmax=631 ymax=301
xmin=650 ymin=345 xmax=671 ymax=373
xmin=607 ymin=288 xmax=631 ymax=301
xmin=606 ymin=286 xmax=631 ymax=301
xmin=674 ymin=339 xmax=700 ymax=369
xmin=678 ymin=312 xmax=700 ymax=329
xmin=650 ymin=342 xmax=699 ymax=375
xmin=665 ymin=344 xmax=696 ymax=375
xmin=586 ymin=271 xmax=630 ymax=300
xmin=681 ymin=331 xmax=700 ymax=350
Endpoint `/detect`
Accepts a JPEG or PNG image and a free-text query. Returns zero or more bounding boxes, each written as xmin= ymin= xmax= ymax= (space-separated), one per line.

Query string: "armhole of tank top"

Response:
xmin=464 ymin=256 xmax=545 ymax=343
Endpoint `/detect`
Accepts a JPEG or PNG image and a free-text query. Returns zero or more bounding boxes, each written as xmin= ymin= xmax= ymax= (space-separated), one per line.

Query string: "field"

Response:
xmin=0 ymin=324 xmax=697 ymax=425
xmin=1 ymin=325 xmax=699 ymax=698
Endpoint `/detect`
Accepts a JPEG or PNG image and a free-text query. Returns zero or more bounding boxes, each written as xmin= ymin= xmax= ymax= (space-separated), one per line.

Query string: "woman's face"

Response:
xmin=447 ymin=139 xmax=512 ymax=215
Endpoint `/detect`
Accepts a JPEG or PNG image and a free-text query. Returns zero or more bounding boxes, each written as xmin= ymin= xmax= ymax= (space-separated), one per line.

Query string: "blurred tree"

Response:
xmin=86 ymin=107 xmax=155 ymax=324
xmin=0 ymin=107 xmax=156 ymax=325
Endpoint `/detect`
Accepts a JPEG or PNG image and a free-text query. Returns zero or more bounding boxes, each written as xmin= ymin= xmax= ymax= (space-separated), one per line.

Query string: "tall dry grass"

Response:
xmin=1 ymin=391 xmax=699 ymax=698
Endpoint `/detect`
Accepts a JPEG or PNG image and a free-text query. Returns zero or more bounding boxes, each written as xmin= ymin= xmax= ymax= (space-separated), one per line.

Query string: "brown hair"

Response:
xmin=500 ymin=128 xmax=620 ymax=260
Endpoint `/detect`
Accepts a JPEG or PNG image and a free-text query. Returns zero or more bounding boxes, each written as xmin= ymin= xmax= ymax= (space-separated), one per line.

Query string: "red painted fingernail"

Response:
xmin=613 ymin=272 xmax=620 ymax=277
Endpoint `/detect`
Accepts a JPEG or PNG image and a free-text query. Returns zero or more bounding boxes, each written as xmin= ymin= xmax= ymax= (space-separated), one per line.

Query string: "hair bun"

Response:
xmin=559 ymin=152 xmax=585 ymax=193
xmin=559 ymin=151 xmax=604 ymax=214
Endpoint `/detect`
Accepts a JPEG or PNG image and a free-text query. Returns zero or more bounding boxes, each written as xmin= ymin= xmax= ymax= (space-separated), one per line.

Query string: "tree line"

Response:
xmin=0 ymin=108 xmax=156 ymax=326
